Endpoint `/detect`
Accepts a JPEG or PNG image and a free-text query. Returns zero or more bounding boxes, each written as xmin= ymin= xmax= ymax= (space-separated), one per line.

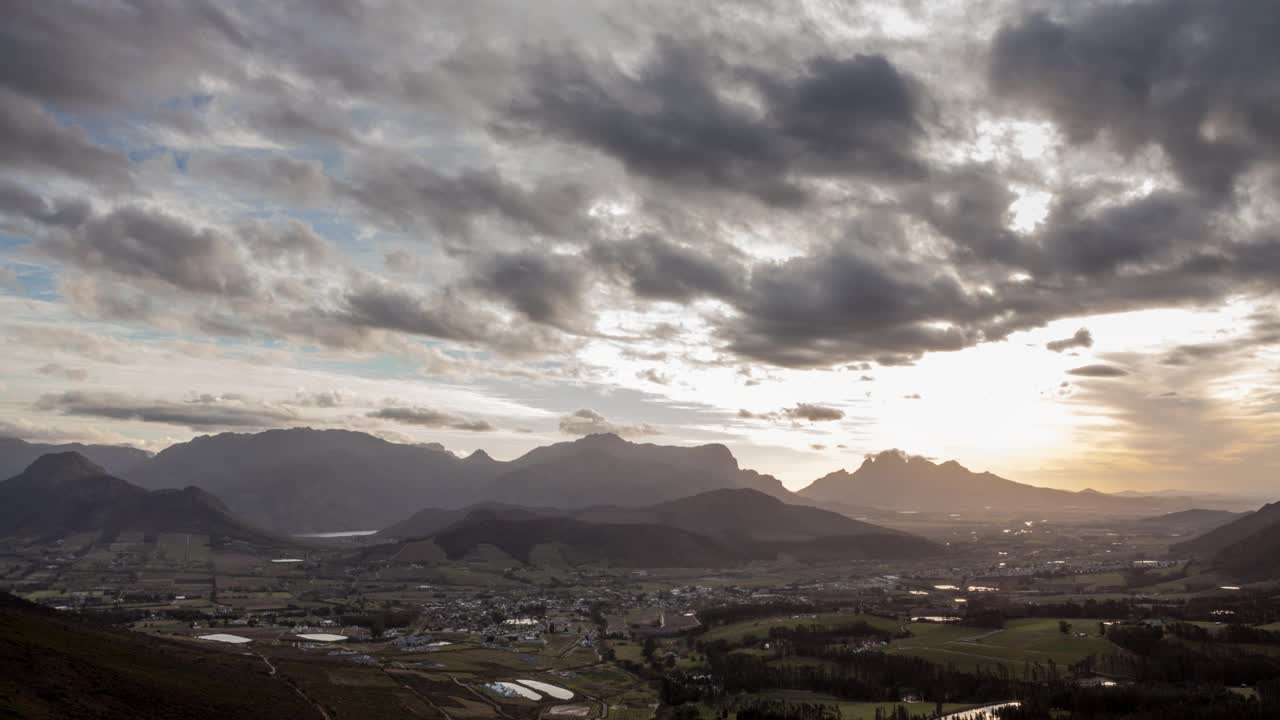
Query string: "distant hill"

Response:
xmin=378 ymin=502 xmax=564 ymax=540
xmin=1171 ymin=502 xmax=1280 ymax=579
xmin=124 ymin=429 xmax=792 ymax=534
xmin=0 ymin=592 xmax=316 ymax=719
xmin=575 ymin=487 xmax=897 ymax=543
xmin=1137 ymin=508 xmax=1244 ymax=536
xmin=0 ymin=435 xmax=150 ymax=480
xmin=1172 ymin=502 xmax=1280 ymax=558
xmin=432 ymin=509 xmax=737 ymax=567
xmin=798 ymin=450 xmax=1218 ymax=516
xmin=383 ymin=488 xmax=941 ymax=567
xmin=0 ymin=452 xmax=283 ymax=546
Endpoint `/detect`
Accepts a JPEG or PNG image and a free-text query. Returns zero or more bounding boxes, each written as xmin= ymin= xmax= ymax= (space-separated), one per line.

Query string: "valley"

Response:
xmin=2 ymin=432 xmax=1280 ymax=719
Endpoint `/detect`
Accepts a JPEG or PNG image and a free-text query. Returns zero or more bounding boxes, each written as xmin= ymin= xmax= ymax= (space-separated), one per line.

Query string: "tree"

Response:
xmin=1059 ymin=621 xmax=1072 ymax=635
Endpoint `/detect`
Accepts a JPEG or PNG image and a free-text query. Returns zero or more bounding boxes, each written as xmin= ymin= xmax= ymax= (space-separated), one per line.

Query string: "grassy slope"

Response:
xmin=0 ymin=594 xmax=316 ymax=719
xmin=700 ymin=612 xmax=902 ymax=644
xmin=888 ymin=618 xmax=1115 ymax=673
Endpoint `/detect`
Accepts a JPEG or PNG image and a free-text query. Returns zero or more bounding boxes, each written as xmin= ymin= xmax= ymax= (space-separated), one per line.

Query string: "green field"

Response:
xmin=752 ymin=691 xmax=973 ymax=720
xmin=701 ymin=612 xmax=902 ymax=643
xmin=888 ymin=619 xmax=1115 ymax=672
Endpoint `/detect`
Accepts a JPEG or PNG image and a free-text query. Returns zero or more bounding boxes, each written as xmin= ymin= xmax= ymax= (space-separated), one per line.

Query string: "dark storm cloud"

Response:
xmin=0 ymin=90 xmax=131 ymax=185
xmin=337 ymin=283 xmax=491 ymax=343
xmin=719 ymin=239 xmax=983 ymax=368
xmin=333 ymin=278 xmax=566 ymax=356
xmin=44 ymin=207 xmax=256 ymax=297
xmin=368 ymin=406 xmax=495 ymax=432
xmin=1036 ymin=190 xmax=1210 ymax=277
xmin=35 ymin=391 xmax=298 ymax=429
xmin=558 ymin=408 xmax=660 ymax=437
xmin=469 ymin=251 xmax=593 ymax=331
xmin=339 ymin=164 xmax=591 ymax=243
xmin=1066 ymin=364 xmax=1129 ymax=378
xmin=0 ymin=180 xmax=91 ymax=229
xmin=0 ymin=2 xmax=246 ymax=111
xmin=591 ymin=234 xmax=744 ymax=303
xmin=991 ymin=1 xmax=1280 ymax=199
xmin=1047 ymin=328 xmax=1093 ymax=353
xmin=503 ymin=38 xmax=924 ymax=206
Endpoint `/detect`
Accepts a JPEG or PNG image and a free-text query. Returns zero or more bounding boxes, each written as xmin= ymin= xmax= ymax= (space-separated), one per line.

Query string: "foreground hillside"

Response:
xmin=0 ymin=593 xmax=315 ymax=719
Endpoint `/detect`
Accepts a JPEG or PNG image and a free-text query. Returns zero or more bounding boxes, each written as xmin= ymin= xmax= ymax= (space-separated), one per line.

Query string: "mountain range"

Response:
xmin=799 ymin=450 xmax=1242 ymax=517
xmin=0 ymin=452 xmax=282 ymax=546
xmin=123 ymin=429 xmax=790 ymax=533
xmin=0 ymin=435 xmax=151 ymax=481
xmin=0 ymin=429 xmax=1259 ymax=536
xmin=384 ymin=488 xmax=941 ymax=567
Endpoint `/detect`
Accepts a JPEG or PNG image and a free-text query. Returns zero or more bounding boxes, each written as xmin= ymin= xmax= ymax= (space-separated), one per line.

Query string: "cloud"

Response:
xmin=637 ymin=368 xmax=670 ymax=385
xmin=1046 ymin=328 xmax=1094 ymax=353
xmin=43 ymin=206 xmax=255 ymax=297
xmin=591 ymin=234 xmax=744 ymax=303
xmin=34 ymin=391 xmax=298 ymax=429
xmin=740 ymin=403 xmax=846 ymax=423
xmin=368 ymin=406 xmax=496 ymax=432
xmin=469 ymin=251 xmax=593 ymax=331
xmin=503 ymin=38 xmax=924 ymax=206
xmin=557 ymin=408 xmax=659 ymax=437
xmin=786 ymin=403 xmax=846 ymax=422
xmin=1066 ymin=364 xmax=1129 ymax=378
xmin=291 ymin=390 xmax=346 ymax=408
xmin=990 ymin=2 xmax=1280 ymax=199
xmin=35 ymin=363 xmax=88 ymax=381
xmin=0 ymin=89 xmax=131 ymax=185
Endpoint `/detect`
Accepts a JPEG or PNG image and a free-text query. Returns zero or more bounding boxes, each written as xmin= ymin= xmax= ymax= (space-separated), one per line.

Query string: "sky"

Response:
xmin=2 ymin=0 xmax=1279 ymax=494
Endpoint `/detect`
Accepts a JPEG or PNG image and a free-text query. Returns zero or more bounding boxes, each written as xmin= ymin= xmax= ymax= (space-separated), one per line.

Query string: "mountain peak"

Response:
xmin=20 ymin=452 xmax=108 ymax=483
xmin=576 ymin=432 xmax=626 ymax=446
xmin=465 ymin=448 xmax=493 ymax=463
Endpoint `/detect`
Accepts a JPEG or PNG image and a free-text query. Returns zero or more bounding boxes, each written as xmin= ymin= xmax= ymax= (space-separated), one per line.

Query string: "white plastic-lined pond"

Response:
xmin=517 ymin=679 xmax=574 ymax=699
xmin=490 ymin=682 xmax=542 ymax=700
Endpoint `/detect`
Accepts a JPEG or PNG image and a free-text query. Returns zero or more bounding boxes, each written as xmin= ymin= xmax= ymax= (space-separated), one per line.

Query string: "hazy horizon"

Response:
xmin=3 ymin=1 xmax=1279 ymax=495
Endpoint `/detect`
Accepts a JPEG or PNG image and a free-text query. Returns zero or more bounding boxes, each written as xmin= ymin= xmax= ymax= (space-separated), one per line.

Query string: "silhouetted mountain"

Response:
xmin=489 ymin=433 xmax=791 ymax=507
xmin=127 ymin=428 xmax=507 ymax=533
xmin=799 ymin=450 xmax=1212 ymax=516
xmin=0 ymin=452 xmax=283 ymax=545
xmin=433 ymin=509 xmax=737 ymax=567
xmin=1137 ymin=508 xmax=1244 ymax=536
xmin=125 ymin=429 xmax=790 ymax=533
xmin=0 ymin=435 xmax=150 ymax=480
xmin=575 ymin=488 xmax=897 ymax=543
xmin=1171 ymin=502 xmax=1280 ymax=579
xmin=0 ymin=592 xmax=316 ymax=718
xmin=1172 ymin=502 xmax=1280 ymax=558
xmin=384 ymin=488 xmax=941 ymax=566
